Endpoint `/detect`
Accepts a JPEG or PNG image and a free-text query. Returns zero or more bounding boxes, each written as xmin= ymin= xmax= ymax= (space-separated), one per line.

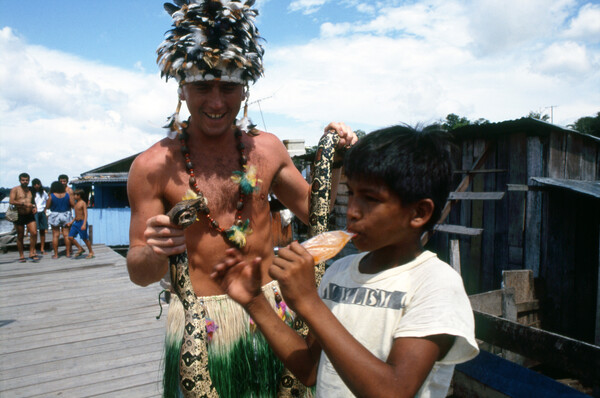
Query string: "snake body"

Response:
xmin=165 ymin=130 xmax=340 ymax=397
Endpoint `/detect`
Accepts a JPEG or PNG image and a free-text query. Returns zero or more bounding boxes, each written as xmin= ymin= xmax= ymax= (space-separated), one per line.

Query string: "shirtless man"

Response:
xmin=9 ymin=173 xmax=38 ymax=262
xmin=58 ymin=174 xmax=74 ymax=196
xmin=126 ymin=2 xmax=356 ymax=395
xmin=127 ymin=95 xmax=353 ymax=293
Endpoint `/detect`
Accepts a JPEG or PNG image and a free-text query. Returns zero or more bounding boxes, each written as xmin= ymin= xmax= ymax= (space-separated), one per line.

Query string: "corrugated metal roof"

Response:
xmin=530 ymin=177 xmax=600 ymax=199
xmin=452 ymin=117 xmax=600 ymax=143
xmin=71 ymin=172 xmax=129 ymax=184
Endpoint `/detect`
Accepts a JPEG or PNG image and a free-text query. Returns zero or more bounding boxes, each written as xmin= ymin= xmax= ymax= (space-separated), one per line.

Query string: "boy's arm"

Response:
xmin=212 ymin=249 xmax=322 ymax=385
xmin=82 ymin=203 xmax=88 ymax=229
xmin=300 ymin=297 xmax=452 ymax=397
xmin=273 ymin=243 xmax=453 ymax=398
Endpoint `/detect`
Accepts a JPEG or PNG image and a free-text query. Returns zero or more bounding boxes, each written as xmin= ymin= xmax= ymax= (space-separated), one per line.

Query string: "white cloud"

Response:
xmin=289 ymin=0 xmax=330 ymax=15
xmin=251 ymin=0 xmax=599 ymax=144
xmin=467 ymin=0 xmax=575 ymax=55
xmin=563 ymin=3 xmax=600 ymax=42
xmin=0 ymin=27 xmax=176 ymax=188
xmin=535 ymin=41 xmax=593 ymax=76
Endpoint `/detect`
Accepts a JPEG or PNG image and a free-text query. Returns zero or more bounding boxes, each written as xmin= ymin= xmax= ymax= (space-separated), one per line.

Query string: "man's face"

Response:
xmin=60 ymin=178 xmax=68 ymax=186
xmin=20 ymin=177 xmax=29 ymax=188
xmin=180 ymin=80 xmax=244 ymax=137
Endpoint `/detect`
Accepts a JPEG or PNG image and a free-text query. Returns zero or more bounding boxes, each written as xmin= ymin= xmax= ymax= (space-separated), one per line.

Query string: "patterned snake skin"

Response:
xmin=167 ymin=130 xmax=340 ymax=397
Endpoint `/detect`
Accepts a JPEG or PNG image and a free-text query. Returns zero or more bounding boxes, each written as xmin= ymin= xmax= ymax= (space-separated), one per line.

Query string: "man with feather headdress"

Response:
xmin=126 ymin=1 xmax=356 ymax=397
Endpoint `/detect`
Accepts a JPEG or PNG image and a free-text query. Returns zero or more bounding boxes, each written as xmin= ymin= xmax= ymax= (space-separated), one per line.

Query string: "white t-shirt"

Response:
xmin=34 ymin=191 xmax=49 ymax=213
xmin=316 ymin=251 xmax=479 ymax=398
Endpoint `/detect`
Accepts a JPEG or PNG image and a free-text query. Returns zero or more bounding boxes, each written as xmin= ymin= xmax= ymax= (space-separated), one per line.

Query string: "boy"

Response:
xmin=67 ymin=189 xmax=94 ymax=259
xmin=212 ymin=125 xmax=479 ymax=397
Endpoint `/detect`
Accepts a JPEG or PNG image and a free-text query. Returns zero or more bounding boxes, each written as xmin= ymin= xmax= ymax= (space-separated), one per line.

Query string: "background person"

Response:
xmin=46 ymin=181 xmax=74 ymax=259
xmin=67 ymin=189 xmax=94 ymax=259
xmin=58 ymin=174 xmax=74 ymax=195
xmin=32 ymin=178 xmax=49 ymax=256
xmin=9 ymin=173 xmax=38 ymax=262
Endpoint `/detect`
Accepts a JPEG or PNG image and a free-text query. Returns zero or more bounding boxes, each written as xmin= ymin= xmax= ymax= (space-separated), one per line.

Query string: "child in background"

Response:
xmin=31 ymin=178 xmax=49 ymax=256
xmin=212 ymin=125 xmax=479 ymax=397
xmin=67 ymin=189 xmax=94 ymax=259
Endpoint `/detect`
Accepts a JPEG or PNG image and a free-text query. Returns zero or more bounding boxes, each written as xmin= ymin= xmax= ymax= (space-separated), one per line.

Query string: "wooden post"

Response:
xmin=596 ymin=223 xmax=600 ymax=347
xmin=450 ymin=239 xmax=461 ymax=274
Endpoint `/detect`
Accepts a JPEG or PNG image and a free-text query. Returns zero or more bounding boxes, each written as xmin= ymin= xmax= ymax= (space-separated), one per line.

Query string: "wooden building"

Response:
xmin=71 ymin=154 xmax=138 ymax=246
xmin=424 ymin=118 xmax=600 ymax=345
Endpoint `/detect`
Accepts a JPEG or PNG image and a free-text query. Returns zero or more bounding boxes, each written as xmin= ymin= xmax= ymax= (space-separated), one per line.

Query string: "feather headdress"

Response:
xmin=157 ymin=0 xmax=265 ymax=85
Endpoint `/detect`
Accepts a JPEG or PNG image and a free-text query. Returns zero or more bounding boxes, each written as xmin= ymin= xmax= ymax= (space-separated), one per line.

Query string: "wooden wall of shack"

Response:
xmin=426 ymin=118 xmax=600 ymax=344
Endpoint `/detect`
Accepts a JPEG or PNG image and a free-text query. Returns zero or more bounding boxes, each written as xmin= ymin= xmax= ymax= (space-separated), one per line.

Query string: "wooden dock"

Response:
xmin=0 ymin=244 xmax=166 ymax=397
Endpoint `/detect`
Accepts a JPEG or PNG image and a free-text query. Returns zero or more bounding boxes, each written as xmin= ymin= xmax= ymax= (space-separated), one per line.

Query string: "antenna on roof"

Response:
xmin=248 ymin=87 xmax=282 ymax=132
xmin=249 ymin=95 xmax=273 ymax=132
xmin=544 ymin=105 xmax=558 ymax=124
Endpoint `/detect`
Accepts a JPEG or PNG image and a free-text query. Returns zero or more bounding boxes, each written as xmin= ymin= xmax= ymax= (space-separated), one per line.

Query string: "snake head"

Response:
xmin=167 ymin=195 xmax=209 ymax=228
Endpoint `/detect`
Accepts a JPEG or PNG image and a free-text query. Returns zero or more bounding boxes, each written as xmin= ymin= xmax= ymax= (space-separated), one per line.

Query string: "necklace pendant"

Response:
xmin=231 ymin=165 xmax=262 ymax=195
xmin=225 ymin=219 xmax=252 ymax=249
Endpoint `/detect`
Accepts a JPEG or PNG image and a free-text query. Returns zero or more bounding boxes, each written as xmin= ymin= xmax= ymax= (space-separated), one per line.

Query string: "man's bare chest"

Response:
xmin=166 ymin=150 xmax=274 ymax=212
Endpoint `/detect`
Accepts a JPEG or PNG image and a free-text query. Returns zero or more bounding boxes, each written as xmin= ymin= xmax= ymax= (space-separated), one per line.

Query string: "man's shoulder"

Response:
xmin=248 ymin=130 xmax=286 ymax=149
xmin=132 ymin=139 xmax=178 ymax=170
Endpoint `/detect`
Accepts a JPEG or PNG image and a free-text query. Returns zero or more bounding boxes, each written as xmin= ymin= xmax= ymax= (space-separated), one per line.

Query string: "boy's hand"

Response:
xmin=211 ymin=248 xmax=263 ymax=307
xmin=144 ymin=214 xmax=186 ymax=256
xmin=270 ymin=241 xmax=319 ymax=314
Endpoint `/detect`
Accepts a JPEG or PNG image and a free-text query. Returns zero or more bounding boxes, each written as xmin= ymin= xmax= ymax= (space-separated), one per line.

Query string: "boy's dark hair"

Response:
xmin=343 ymin=124 xmax=454 ymax=231
xmin=58 ymin=174 xmax=69 ymax=181
xmin=50 ymin=181 xmax=66 ymax=194
xmin=19 ymin=172 xmax=30 ymax=180
xmin=74 ymin=189 xmax=88 ymax=202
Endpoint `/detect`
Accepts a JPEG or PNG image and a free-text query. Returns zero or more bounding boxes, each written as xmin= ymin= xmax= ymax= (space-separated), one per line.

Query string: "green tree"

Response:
xmin=568 ymin=112 xmax=600 ymax=137
xmin=442 ymin=114 xmax=471 ymax=130
xmin=527 ymin=111 xmax=550 ymax=122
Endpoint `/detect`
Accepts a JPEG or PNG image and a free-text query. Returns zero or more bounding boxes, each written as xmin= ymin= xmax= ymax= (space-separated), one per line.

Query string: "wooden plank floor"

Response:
xmin=0 ymin=244 xmax=166 ymax=397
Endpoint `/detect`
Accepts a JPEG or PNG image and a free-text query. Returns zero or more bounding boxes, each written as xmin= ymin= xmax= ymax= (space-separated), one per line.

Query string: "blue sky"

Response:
xmin=1 ymin=0 xmax=599 ymax=188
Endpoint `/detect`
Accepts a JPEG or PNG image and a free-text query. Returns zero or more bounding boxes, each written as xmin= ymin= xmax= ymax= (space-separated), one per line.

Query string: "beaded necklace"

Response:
xmin=178 ymin=121 xmax=259 ymax=249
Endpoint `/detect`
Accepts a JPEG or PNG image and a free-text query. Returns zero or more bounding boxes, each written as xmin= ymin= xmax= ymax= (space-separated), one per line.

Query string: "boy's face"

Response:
xmin=345 ymin=177 xmax=417 ymax=253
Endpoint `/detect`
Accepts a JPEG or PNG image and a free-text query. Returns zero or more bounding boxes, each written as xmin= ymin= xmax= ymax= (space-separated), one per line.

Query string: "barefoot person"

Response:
xmin=9 ymin=173 xmax=38 ymax=262
xmin=46 ymin=181 xmax=74 ymax=259
xmin=126 ymin=1 xmax=356 ymax=396
xmin=67 ymin=189 xmax=94 ymax=259
xmin=58 ymin=174 xmax=73 ymax=196
xmin=32 ymin=178 xmax=49 ymax=256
